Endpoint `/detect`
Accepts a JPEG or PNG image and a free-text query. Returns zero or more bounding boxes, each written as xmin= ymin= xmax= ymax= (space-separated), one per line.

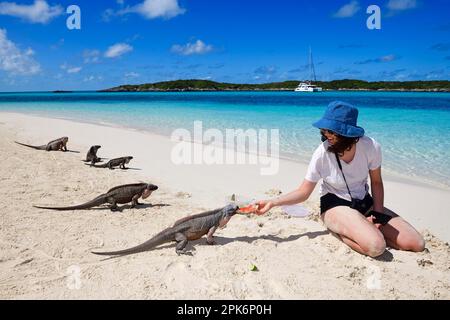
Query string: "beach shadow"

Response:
xmin=65 ymin=150 xmax=80 ymax=153
xmin=83 ymin=166 xmax=141 ymax=170
xmin=80 ymin=158 xmax=109 ymax=163
xmin=34 ymin=203 xmax=170 ymax=212
xmin=91 ymin=231 xmax=331 ymax=261
xmin=117 ymin=203 xmax=171 ymax=210
xmin=196 ymin=230 xmax=330 ymax=246
xmin=373 ymin=249 xmax=394 ymax=262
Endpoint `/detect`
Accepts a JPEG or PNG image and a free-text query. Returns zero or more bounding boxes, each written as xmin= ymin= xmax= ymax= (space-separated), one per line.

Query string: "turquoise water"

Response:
xmin=1 ymin=91 xmax=449 ymax=188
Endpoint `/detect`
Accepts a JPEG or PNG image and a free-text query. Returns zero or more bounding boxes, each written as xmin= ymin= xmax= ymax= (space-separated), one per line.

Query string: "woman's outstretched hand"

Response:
xmin=255 ymin=200 xmax=275 ymax=215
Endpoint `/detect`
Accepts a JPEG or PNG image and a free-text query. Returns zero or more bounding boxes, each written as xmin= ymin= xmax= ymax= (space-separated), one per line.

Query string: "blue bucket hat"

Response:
xmin=312 ymin=101 xmax=365 ymax=137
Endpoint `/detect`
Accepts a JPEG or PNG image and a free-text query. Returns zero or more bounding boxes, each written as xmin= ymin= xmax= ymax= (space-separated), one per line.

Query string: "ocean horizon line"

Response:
xmin=1 ymin=78 xmax=450 ymax=94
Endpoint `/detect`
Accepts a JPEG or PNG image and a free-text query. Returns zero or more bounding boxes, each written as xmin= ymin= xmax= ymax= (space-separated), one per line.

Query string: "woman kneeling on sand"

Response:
xmin=256 ymin=101 xmax=425 ymax=257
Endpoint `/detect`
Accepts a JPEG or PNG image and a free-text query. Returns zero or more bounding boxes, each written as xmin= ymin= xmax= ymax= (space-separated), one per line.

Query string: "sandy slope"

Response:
xmin=0 ymin=114 xmax=449 ymax=299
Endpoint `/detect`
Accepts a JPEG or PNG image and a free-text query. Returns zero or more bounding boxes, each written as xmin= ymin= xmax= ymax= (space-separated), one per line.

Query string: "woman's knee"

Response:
xmin=399 ymin=233 xmax=425 ymax=252
xmin=412 ymin=237 xmax=426 ymax=252
xmin=361 ymin=235 xmax=386 ymax=257
xmin=388 ymin=219 xmax=426 ymax=252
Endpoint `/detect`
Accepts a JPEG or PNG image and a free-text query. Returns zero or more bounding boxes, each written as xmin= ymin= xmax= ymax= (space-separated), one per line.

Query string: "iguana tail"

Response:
xmin=33 ymin=194 xmax=107 ymax=211
xmin=15 ymin=141 xmax=46 ymax=150
xmin=91 ymin=228 xmax=175 ymax=256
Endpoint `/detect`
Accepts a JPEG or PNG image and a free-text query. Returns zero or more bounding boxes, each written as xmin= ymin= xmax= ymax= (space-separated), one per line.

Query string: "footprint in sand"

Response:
xmin=232 ymin=280 xmax=248 ymax=299
xmin=175 ymin=191 xmax=192 ymax=199
xmin=266 ymin=279 xmax=292 ymax=298
xmin=87 ymin=236 xmax=104 ymax=248
xmin=236 ymin=278 xmax=265 ymax=299
xmin=163 ymin=261 xmax=208 ymax=297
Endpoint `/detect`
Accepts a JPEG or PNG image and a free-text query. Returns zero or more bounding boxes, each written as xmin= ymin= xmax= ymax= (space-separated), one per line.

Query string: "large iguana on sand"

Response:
xmin=34 ymin=183 xmax=158 ymax=212
xmin=87 ymin=156 xmax=133 ymax=169
xmin=15 ymin=136 xmax=69 ymax=151
xmin=91 ymin=204 xmax=245 ymax=256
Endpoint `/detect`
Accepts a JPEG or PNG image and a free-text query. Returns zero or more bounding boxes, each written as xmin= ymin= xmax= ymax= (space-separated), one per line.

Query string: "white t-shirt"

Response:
xmin=305 ymin=136 xmax=382 ymax=201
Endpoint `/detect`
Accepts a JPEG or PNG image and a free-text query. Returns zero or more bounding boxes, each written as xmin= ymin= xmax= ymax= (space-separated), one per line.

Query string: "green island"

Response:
xmin=102 ymin=79 xmax=450 ymax=92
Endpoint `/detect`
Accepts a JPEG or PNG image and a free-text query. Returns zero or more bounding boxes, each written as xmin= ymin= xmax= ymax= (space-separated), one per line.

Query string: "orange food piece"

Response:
xmin=238 ymin=204 xmax=258 ymax=214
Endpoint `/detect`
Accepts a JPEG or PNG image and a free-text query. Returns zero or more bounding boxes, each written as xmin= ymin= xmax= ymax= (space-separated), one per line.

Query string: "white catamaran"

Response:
xmin=295 ymin=47 xmax=322 ymax=92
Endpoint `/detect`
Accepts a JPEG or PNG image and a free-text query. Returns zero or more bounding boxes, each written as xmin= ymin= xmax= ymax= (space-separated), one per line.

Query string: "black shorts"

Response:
xmin=320 ymin=193 xmax=373 ymax=215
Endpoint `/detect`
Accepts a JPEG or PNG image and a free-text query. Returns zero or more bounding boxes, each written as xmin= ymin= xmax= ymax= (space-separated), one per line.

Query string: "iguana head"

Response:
xmin=93 ymin=145 xmax=101 ymax=150
xmin=62 ymin=137 xmax=69 ymax=143
xmin=221 ymin=203 xmax=239 ymax=217
xmin=142 ymin=183 xmax=158 ymax=199
xmin=218 ymin=204 xmax=239 ymax=228
xmin=125 ymin=156 xmax=133 ymax=163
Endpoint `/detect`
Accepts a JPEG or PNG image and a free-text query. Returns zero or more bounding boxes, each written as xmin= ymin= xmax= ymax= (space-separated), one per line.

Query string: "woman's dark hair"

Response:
xmin=326 ymin=134 xmax=359 ymax=156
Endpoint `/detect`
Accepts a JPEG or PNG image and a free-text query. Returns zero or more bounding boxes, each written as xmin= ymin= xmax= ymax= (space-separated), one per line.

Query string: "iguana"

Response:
xmin=87 ymin=156 xmax=133 ymax=169
xmin=34 ymin=183 xmax=158 ymax=212
xmin=83 ymin=145 xmax=102 ymax=164
xmin=15 ymin=136 xmax=69 ymax=151
xmin=92 ymin=204 xmax=244 ymax=256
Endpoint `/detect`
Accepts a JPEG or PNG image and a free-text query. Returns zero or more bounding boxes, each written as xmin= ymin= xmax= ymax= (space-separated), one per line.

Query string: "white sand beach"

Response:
xmin=0 ymin=112 xmax=449 ymax=299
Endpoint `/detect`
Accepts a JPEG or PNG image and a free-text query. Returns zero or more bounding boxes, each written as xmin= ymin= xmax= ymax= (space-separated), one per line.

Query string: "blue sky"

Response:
xmin=0 ymin=0 xmax=449 ymax=91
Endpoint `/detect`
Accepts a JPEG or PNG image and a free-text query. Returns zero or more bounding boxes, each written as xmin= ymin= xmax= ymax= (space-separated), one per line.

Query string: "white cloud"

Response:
xmin=0 ymin=0 xmax=63 ymax=24
xmin=83 ymin=49 xmax=101 ymax=63
xmin=0 ymin=28 xmax=41 ymax=75
xmin=355 ymin=54 xmax=400 ymax=64
xmin=380 ymin=54 xmax=396 ymax=62
xmin=24 ymin=47 xmax=34 ymax=56
xmin=119 ymin=0 xmax=185 ymax=20
xmin=333 ymin=1 xmax=360 ymax=18
xmin=171 ymin=40 xmax=213 ymax=56
xmin=125 ymin=72 xmax=140 ymax=78
xmin=67 ymin=66 xmax=82 ymax=74
xmin=387 ymin=0 xmax=417 ymax=11
xmin=104 ymin=43 xmax=133 ymax=58
xmin=83 ymin=75 xmax=103 ymax=82
xmin=60 ymin=63 xmax=81 ymax=74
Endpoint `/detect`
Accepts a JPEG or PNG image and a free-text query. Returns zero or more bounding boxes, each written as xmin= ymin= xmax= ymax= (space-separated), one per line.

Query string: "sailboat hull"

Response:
xmin=294 ymin=83 xmax=322 ymax=92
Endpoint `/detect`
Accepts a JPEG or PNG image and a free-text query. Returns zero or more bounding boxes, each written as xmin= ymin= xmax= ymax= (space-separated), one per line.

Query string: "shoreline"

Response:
xmin=102 ymin=79 xmax=450 ymax=93
xmin=0 ymin=112 xmax=449 ymax=299
xmin=2 ymin=89 xmax=450 ymax=94
xmin=1 ymin=111 xmax=450 ymax=243
xmin=102 ymin=89 xmax=450 ymax=92
xmin=2 ymin=110 xmax=448 ymax=192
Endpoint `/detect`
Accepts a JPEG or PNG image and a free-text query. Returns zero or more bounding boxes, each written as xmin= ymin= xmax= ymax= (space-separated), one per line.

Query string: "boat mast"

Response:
xmin=309 ymin=46 xmax=317 ymax=83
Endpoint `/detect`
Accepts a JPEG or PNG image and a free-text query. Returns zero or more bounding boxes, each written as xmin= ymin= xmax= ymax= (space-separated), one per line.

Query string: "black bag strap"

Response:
xmin=335 ymin=153 xmax=353 ymax=201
